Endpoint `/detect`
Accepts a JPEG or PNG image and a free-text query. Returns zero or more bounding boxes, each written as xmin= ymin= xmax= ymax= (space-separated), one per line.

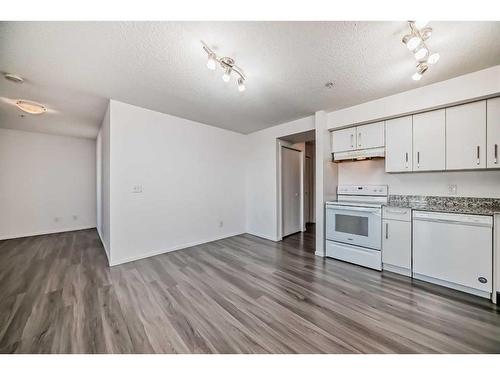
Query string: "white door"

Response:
xmin=356 ymin=121 xmax=384 ymax=149
xmin=282 ymin=147 xmax=302 ymax=237
xmin=385 ymin=116 xmax=413 ymax=172
xmin=382 ymin=219 xmax=411 ymax=274
xmin=446 ymin=101 xmax=486 ymax=170
xmin=331 ymin=127 xmax=356 ymax=153
xmin=412 ymin=109 xmax=446 ymax=171
xmin=487 ymin=97 xmax=500 ymax=169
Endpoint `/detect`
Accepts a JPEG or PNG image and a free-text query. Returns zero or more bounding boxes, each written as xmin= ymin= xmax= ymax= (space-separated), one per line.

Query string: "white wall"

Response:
xmin=107 ymin=100 xmax=246 ymax=265
xmin=338 ymin=159 xmax=500 ymax=198
xmin=315 ymin=111 xmax=338 ymax=256
xmin=98 ymin=103 xmax=111 ymax=259
xmin=245 ymin=116 xmax=315 ymax=241
xmin=0 ymin=128 xmax=96 ymax=239
xmin=328 ymin=65 xmax=500 ymax=130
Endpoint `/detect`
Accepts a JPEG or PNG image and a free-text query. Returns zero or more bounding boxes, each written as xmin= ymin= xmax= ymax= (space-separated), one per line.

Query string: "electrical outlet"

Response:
xmin=132 ymin=185 xmax=143 ymax=193
xmin=54 ymin=217 xmax=61 ymax=223
xmin=448 ymin=184 xmax=458 ymax=195
xmin=219 ymin=220 xmax=224 ymax=228
xmin=73 ymin=215 xmax=78 ymax=221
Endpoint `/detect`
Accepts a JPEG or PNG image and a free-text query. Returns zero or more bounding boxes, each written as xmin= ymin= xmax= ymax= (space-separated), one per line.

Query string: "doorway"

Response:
xmin=278 ymin=130 xmax=316 ymax=243
xmin=281 ymin=146 xmax=302 ymax=237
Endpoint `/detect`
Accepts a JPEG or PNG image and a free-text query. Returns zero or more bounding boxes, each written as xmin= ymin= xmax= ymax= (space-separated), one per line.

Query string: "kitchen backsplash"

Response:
xmin=337 ymin=159 xmax=500 ymax=198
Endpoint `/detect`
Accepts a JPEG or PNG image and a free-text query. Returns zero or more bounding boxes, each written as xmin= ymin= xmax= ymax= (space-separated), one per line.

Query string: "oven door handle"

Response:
xmin=327 ymin=205 xmax=381 ymax=214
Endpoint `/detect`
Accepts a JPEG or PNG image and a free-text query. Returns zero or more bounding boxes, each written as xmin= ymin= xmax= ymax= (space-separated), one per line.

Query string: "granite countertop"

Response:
xmin=385 ymin=195 xmax=500 ymax=216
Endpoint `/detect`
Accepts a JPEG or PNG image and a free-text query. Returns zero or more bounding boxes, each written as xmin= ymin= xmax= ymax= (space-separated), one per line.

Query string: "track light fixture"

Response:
xmin=201 ymin=41 xmax=246 ymax=92
xmin=402 ymin=21 xmax=439 ymax=81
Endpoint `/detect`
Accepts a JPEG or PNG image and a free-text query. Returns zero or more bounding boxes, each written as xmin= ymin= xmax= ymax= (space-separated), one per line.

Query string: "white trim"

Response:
xmin=96 ymin=228 xmax=111 ymax=266
xmin=383 ymin=263 xmax=411 ymax=277
xmin=413 ymin=273 xmax=491 ymax=299
xmin=0 ymin=226 xmax=96 ymax=241
xmin=109 ymin=231 xmax=245 ymax=266
xmin=246 ymin=231 xmax=278 ymax=242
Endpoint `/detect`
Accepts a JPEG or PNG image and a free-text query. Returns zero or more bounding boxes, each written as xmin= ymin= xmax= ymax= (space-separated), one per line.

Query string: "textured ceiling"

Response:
xmin=1 ymin=21 xmax=500 ymax=138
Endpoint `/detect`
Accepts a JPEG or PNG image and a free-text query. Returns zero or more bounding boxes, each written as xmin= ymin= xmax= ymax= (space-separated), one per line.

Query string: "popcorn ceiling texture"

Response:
xmin=1 ymin=21 xmax=500 ymax=138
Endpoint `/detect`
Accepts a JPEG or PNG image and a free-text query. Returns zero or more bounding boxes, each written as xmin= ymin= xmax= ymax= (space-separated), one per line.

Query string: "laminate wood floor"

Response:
xmin=1 ymin=225 xmax=499 ymax=353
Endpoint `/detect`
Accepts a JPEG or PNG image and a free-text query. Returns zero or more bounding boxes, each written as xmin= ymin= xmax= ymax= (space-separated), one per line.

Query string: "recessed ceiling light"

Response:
xmin=15 ymin=100 xmax=47 ymax=115
xmin=4 ymin=73 xmax=24 ymax=83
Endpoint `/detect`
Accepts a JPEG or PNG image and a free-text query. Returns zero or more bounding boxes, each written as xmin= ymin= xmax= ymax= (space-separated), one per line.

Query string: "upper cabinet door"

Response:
xmin=487 ymin=97 xmax=500 ymax=169
xmin=412 ymin=109 xmax=446 ymax=171
xmin=331 ymin=127 xmax=356 ymax=153
xmin=446 ymin=101 xmax=486 ymax=170
xmin=356 ymin=121 xmax=385 ymax=149
xmin=385 ymin=116 xmax=413 ymax=172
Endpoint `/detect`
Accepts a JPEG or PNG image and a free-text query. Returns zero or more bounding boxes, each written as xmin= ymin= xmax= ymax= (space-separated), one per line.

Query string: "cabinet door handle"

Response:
xmin=358 ymin=132 xmax=362 ymax=147
xmin=405 ymin=152 xmax=409 ymax=168
xmin=495 ymin=144 xmax=498 ymax=164
xmin=477 ymin=145 xmax=480 ymax=165
xmin=385 ymin=223 xmax=389 ymax=239
xmin=417 ymin=151 xmax=420 ymax=168
xmin=350 ymin=134 xmax=354 ymax=148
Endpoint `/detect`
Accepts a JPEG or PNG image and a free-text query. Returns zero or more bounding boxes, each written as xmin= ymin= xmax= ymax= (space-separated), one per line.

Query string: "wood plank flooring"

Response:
xmin=0 ymin=225 xmax=499 ymax=353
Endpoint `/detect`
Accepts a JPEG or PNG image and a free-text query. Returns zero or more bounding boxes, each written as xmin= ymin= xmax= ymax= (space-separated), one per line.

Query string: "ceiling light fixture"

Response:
xmin=222 ymin=67 xmax=232 ymax=82
xmin=402 ymin=21 xmax=439 ymax=81
xmin=15 ymin=99 xmax=47 ymax=115
xmin=201 ymin=41 xmax=246 ymax=92
xmin=206 ymin=53 xmax=217 ymax=70
xmin=237 ymin=77 xmax=246 ymax=92
xmin=414 ymin=46 xmax=428 ymax=60
xmin=427 ymin=52 xmax=440 ymax=65
xmin=3 ymin=73 xmax=24 ymax=83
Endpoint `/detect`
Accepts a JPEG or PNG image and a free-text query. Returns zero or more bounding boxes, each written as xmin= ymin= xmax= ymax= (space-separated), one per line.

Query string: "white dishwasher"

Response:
xmin=413 ymin=211 xmax=493 ymax=299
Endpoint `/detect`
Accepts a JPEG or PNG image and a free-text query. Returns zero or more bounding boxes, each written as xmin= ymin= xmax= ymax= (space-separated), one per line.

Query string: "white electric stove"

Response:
xmin=325 ymin=185 xmax=388 ymax=270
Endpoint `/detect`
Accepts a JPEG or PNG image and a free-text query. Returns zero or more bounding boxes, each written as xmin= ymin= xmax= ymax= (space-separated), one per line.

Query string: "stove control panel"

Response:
xmin=337 ymin=185 xmax=388 ymax=196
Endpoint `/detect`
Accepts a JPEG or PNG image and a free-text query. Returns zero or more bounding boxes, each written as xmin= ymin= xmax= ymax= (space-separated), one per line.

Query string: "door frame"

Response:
xmin=277 ymin=141 xmax=304 ymax=240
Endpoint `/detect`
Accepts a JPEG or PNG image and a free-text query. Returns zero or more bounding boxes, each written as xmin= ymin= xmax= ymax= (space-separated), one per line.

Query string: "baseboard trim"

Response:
xmin=245 ymin=232 xmax=278 ymax=242
xmin=109 ymin=231 xmax=245 ymax=266
xmin=0 ymin=226 xmax=96 ymax=241
xmin=96 ymin=229 xmax=111 ymax=266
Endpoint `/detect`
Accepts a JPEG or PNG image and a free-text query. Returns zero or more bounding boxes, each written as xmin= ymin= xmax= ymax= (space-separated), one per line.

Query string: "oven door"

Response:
xmin=326 ymin=205 xmax=382 ymax=250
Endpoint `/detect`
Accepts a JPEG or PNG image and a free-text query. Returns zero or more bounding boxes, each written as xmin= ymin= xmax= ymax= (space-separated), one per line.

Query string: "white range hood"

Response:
xmin=332 ymin=147 xmax=385 ymax=162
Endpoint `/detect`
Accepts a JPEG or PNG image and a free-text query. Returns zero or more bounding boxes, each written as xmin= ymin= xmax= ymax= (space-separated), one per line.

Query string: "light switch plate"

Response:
xmin=132 ymin=185 xmax=143 ymax=193
xmin=448 ymin=184 xmax=458 ymax=195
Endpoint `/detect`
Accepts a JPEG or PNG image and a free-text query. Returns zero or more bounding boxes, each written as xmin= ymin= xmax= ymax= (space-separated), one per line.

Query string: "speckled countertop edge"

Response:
xmin=386 ymin=195 xmax=500 ymax=216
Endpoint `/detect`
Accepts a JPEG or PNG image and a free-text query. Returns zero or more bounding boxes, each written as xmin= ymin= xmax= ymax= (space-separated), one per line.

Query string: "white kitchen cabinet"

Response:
xmin=382 ymin=207 xmax=411 ymax=276
xmin=331 ymin=127 xmax=356 ymax=153
xmin=412 ymin=109 xmax=445 ymax=171
xmin=446 ymin=101 xmax=487 ymax=170
xmin=356 ymin=121 xmax=384 ymax=149
xmin=487 ymin=97 xmax=500 ymax=169
xmin=385 ymin=116 xmax=412 ymax=172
